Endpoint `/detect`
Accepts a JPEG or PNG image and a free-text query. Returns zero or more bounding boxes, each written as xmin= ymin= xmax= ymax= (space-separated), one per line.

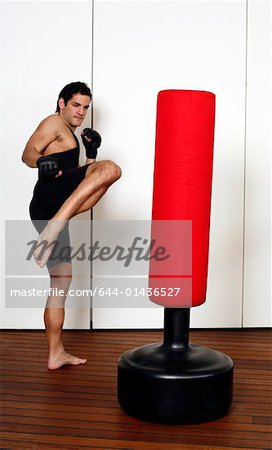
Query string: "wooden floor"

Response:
xmin=0 ymin=328 xmax=271 ymax=450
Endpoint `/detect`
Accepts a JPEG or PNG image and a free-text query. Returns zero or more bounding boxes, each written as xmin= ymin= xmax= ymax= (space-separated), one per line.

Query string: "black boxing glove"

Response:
xmin=81 ymin=128 xmax=102 ymax=159
xmin=37 ymin=155 xmax=60 ymax=179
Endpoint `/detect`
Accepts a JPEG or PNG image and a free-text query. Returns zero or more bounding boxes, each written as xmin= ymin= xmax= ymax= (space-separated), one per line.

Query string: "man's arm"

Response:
xmin=22 ymin=117 xmax=59 ymax=168
xmin=85 ymin=157 xmax=96 ymax=164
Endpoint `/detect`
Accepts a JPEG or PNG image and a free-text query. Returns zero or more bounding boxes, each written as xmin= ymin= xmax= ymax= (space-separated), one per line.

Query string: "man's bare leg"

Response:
xmin=45 ymin=263 xmax=87 ymax=370
xmin=34 ymin=160 xmax=121 ymax=267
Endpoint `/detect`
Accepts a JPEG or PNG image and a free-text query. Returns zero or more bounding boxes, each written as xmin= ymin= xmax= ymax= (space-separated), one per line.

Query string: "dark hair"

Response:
xmin=55 ymin=81 xmax=92 ymax=112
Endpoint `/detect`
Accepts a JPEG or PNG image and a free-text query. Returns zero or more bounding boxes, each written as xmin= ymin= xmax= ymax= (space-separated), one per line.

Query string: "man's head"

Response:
xmin=56 ymin=81 xmax=92 ymax=128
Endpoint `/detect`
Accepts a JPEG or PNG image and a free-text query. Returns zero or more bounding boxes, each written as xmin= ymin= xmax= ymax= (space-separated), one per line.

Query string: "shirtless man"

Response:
xmin=22 ymin=81 xmax=121 ymax=370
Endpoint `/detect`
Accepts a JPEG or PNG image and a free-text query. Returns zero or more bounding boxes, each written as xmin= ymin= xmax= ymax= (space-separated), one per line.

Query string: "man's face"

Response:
xmin=59 ymin=93 xmax=91 ymax=128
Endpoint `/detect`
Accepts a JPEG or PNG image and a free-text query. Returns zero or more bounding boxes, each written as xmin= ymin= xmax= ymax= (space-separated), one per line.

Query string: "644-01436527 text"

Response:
xmin=94 ymin=287 xmax=182 ymax=297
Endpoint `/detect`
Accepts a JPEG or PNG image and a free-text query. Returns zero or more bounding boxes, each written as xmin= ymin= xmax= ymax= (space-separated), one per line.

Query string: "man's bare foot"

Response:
xmin=34 ymin=219 xmax=67 ymax=268
xmin=48 ymin=350 xmax=87 ymax=370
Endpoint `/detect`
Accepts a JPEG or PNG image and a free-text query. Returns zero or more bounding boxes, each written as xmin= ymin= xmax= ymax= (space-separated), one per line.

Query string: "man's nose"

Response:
xmin=78 ymin=107 xmax=84 ymax=116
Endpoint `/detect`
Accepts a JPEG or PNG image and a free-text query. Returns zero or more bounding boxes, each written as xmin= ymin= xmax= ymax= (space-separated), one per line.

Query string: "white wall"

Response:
xmin=1 ymin=1 xmax=271 ymax=330
xmin=1 ymin=1 xmax=93 ymax=329
xmin=92 ymin=0 xmax=247 ymax=328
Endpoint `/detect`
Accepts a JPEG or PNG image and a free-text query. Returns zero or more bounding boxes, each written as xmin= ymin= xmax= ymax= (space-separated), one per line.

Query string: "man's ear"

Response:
xmin=58 ymin=98 xmax=65 ymax=110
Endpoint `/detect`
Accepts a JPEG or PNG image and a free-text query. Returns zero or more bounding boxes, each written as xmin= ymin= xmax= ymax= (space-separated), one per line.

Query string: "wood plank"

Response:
xmin=0 ymin=432 xmax=260 ymax=450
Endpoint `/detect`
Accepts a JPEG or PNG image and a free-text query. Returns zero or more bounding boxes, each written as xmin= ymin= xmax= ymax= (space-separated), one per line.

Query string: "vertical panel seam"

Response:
xmin=241 ymin=0 xmax=249 ymax=329
xmin=91 ymin=0 xmax=94 ymax=126
xmin=90 ymin=0 xmax=94 ymax=329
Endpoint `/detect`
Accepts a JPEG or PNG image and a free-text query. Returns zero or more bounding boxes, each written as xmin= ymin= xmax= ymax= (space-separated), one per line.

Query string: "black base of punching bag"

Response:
xmin=118 ymin=308 xmax=233 ymax=424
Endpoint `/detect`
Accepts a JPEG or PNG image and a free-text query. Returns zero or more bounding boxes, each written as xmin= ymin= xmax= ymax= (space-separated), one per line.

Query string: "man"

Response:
xmin=22 ymin=81 xmax=121 ymax=370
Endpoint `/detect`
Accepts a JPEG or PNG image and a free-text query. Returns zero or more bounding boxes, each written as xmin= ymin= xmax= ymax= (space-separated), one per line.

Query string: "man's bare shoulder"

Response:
xmin=36 ymin=114 xmax=64 ymax=132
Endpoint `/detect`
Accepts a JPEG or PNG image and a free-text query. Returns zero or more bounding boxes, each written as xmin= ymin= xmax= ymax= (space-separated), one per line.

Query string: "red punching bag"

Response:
xmin=118 ymin=90 xmax=233 ymax=424
xmin=149 ymin=90 xmax=215 ymax=307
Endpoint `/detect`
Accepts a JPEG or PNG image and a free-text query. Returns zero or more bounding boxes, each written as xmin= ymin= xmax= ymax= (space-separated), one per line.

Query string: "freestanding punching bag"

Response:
xmin=118 ymin=90 xmax=233 ymax=423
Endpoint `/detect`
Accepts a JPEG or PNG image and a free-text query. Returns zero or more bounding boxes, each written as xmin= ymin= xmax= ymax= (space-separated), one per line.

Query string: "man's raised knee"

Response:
xmin=103 ymin=160 xmax=122 ymax=183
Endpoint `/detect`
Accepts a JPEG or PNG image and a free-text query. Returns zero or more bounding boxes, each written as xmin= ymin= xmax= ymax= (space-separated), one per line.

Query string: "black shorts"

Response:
xmin=29 ymin=164 xmax=90 ymax=268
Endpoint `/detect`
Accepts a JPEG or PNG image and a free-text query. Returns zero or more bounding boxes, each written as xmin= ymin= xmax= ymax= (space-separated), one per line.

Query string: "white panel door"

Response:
xmin=1 ymin=1 xmax=93 ymax=329
xmin=243 ymin=1 xmax=271 ymax=327
xmin=92 ymin=1 xmax=246 ymax=328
